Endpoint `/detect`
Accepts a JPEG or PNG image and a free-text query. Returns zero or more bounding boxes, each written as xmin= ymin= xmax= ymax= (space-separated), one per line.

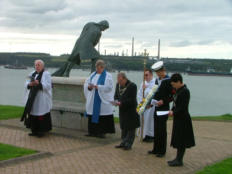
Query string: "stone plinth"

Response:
xmin=51 ymin=77 xmax=88 ymax=131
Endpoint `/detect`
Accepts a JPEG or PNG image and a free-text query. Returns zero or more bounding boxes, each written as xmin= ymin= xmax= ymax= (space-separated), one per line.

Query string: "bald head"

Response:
xmin=117 ymin=72 xmax=128 ymax=86
xmin=34 ymin=59 xmax=44 ymax=73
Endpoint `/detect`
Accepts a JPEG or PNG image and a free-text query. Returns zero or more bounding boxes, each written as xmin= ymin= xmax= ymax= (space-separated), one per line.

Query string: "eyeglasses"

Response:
xmin=144 ymin=74 xmax=149 ymax=77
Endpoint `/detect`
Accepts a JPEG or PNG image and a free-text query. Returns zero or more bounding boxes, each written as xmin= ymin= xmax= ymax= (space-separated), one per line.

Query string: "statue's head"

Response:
xmin=98 ymin=20 xmax=109 ymax=31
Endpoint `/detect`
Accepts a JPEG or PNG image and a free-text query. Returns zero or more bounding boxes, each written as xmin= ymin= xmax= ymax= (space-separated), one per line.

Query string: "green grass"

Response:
xmin=196 ymin=157 xmax=232 ymax=174
xmin=0 ymin=105 xmax=231 ymax=122
xmin=114 ymin=117 xmax=119 ymax=123
xmin=0 ymin=143 xmax=36 ymax=161
xmin=192 ymin=114 xmax=232 ymax=121
xmin=0 ymin=105 xmax=23 ymax=120
xmin=115 ymin=114 xmax=232 ymax=123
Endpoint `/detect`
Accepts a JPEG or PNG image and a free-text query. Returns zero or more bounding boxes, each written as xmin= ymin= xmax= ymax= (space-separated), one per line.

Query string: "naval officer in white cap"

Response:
xmin=148 ymin=61 xmax=174 ymax=157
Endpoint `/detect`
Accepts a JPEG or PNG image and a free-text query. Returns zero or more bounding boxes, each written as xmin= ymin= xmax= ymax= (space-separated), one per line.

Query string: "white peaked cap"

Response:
xmin=151 ymin=61 xmax=164 ymax=71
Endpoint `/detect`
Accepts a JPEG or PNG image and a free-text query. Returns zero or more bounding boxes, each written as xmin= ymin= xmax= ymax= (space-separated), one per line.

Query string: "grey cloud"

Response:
xmin=0 ymin=0 xmax=232 ymax=56
xmin=169 ymin=40 xmax=193 ymax=47
xmin=197 ymin=40 xmax=215 ymax=45
xmin=104 ymin=44 xmax=123 ymax=49
xmin=8 ymin=0 xmax=67 ymax=14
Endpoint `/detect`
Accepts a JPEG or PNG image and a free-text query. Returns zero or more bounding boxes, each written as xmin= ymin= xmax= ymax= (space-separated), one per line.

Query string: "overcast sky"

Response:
xmin=0 ymin=0 xmax=232 ymax=58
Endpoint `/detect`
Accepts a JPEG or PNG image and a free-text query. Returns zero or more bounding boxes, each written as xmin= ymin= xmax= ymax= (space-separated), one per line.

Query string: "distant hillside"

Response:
xmin=0 ymin=52 xmax=232 ymax=73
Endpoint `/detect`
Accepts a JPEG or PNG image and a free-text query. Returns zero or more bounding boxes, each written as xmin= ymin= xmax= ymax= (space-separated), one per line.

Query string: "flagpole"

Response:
xmin=140 ymin=49 xmax=147 ymax=142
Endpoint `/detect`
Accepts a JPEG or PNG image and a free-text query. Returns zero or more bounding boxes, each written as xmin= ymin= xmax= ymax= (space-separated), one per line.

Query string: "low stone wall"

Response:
xmin=51 ymin=77 xmax=88 ymax=131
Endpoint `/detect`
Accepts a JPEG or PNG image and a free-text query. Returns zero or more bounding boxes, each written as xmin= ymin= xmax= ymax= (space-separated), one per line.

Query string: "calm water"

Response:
xmin=0 ymin=66 xmax=231 ymax=116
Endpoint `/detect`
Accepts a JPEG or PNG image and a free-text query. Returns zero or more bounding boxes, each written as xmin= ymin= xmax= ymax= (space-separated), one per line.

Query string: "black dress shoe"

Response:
xmin=115 ymin=144 xmax=124 ymax=148
xmin=123 ymin=146 xmax=132 ymax=150
xmin=145 ymin=138 xmax=153 ymax=143
xmin=156 ymin=154 xmax=165 ymax=158
xmin=95 ymin=134 xmax=106 ymax=138
xmin=37 ymin=133 xmax=44 ymax=138
xmin=168 ymin=159 xmax=183 ymax=167
xmin=28 ymin=133 xmax=37 ymax=136
xmin=168 ymin=159 xmax=177 ymax=164
xmin=85 ymin=134 xmax=95 ymax=137
xmin=148 ymin=150 xmax=157 ymax=155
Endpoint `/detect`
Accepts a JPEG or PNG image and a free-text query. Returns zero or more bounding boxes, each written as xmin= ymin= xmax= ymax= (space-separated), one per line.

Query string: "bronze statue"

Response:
xmin=53 ymin=20 xmax=109 ymax=76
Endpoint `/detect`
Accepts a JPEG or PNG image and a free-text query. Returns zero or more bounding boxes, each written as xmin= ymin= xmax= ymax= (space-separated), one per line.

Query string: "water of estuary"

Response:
xmin=0 ymin=66 xmax=231 ymax=116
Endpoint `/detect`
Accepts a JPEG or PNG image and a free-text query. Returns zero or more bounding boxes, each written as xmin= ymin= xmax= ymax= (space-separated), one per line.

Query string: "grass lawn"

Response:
xmin=192 ymin=114 xmax=232 ymax=121
xmin=0 ymin=105 xmax=24 ymax=120
xmin=0 ymin=143 xmax=36 ymax=161
xmin=196 ymin=157 xmax=232 ymax=174
xmin=1 ymin=105 xmax=231 ymax=122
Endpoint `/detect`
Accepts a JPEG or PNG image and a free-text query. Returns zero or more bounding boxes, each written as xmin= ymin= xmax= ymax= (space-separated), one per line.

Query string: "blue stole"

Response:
xmin=90 ymin=70 xmax=107 ymax=123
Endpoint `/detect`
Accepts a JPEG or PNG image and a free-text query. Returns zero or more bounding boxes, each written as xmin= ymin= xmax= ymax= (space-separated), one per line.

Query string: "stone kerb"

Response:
xmin=51 ymin=77 xmax=88 ymax=131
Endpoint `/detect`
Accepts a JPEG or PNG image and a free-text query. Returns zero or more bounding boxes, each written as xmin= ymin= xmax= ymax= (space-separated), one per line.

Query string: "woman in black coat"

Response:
xmin=114 ymin=72 xmax=140 ymax=150
xmin=168 ymin=73 xmax=195 ymax=167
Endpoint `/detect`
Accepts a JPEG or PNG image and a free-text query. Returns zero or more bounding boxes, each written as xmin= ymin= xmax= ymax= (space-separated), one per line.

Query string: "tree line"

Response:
xmin=0 ymin=52 xmax=232 ymax=73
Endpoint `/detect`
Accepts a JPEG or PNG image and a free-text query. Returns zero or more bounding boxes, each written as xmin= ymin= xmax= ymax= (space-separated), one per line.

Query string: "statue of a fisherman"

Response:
xmin=53 ymin=20 xmax=109 ymax=76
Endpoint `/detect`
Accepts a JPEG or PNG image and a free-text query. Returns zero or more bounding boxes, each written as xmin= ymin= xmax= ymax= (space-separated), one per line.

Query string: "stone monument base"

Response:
xmin=51 ymin=110 xmax=87 ymax=131
xmin=51 ymin=77 xmax=87 ymax=131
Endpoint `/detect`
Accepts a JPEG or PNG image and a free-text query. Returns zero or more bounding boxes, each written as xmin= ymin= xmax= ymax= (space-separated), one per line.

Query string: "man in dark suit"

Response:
xmin=114 ymin=72 xmax=140 ymax=150
xmin=148 ymin=61 xmax=174 ymax=157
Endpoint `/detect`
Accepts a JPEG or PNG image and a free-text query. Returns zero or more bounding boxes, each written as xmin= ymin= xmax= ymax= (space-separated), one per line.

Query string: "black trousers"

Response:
xmin=153 ymin=114 xmax=168 ymax=155
xmin=121 ymin=129 xmax=136 ymax=148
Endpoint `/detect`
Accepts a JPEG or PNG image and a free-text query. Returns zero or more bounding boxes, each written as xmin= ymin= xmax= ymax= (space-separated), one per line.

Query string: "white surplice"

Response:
xmin=84 ymin=71 xmax=114 ymax=116
xmin=24 ymin=71 xmax=52 ymax=116
xmin=137 ymin=78 xmax=156 ymax=138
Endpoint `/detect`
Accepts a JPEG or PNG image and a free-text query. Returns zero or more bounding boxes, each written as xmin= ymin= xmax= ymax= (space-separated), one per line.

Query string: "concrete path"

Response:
xmin=0 ymin=119 xmax=231 ymax=174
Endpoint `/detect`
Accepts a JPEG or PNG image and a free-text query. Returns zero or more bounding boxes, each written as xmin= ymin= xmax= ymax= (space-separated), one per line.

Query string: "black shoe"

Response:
xmin=143 ymin=138 xmax=151 ymax=143
xmin=95 ymin=134 xmax=106 ymax=138
xmin=168 ymin=159 xmax=183 ymax=167
xmin=168 ymin=159 xmax=177 ymax=164
xmin=156 ymin=154 xmax=165 ymax=158
xmin=115 ymin=144 xmax=124 ymax=148
xmin=123 ymin=146 xmax=132 ymax=150
xmin=145 ymin=138 xmax=154 ymax=143
xmin=28 ymin=133 xmax=37 ymax=136
xmin=85 ymin=134 xmax=95 ymax=137
xmin=37 ymin=133 xmax=44 ymax=138
xmin=143 ymin=136 xmax=148 ymax=142
xmin=148 ymin=150 xmax=157 ymax=155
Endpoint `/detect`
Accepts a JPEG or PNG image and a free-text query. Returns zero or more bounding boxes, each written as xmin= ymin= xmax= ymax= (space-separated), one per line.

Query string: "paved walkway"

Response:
xmin=0 ymin=119 xmax=231 ymax=174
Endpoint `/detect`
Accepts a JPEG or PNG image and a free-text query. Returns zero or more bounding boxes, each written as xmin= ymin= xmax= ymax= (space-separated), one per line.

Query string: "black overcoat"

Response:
xmin=171 ymin=85 xmax=195 ymax=148
xmin=114 ymin=80 xmax=140 ymax=130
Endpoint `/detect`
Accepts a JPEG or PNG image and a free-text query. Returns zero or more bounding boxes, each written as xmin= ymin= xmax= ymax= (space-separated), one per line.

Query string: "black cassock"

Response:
xmin=171 ymin=85 xmax=195 ymax=148
xmin=114 ymin=80 xmax=140 ymax=131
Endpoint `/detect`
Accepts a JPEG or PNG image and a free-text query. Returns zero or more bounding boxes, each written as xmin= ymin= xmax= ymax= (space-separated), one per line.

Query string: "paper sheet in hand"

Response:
xmin=151 ymin=99 xmax=158 ymax=106
xmin=157 ymin=111 xmax=169 ymax=116
xmin=110 ymin=101 xmax=118 ymax=106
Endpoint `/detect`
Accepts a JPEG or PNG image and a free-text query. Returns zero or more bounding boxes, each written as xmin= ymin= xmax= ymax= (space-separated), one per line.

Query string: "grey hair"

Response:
xmin=95 ymin=59 xmax=105 ymax=68
xmin=34 ymin=59 xmax=45 ymax=67
xmin=117 ymin=72 xmax=127 ymax=80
